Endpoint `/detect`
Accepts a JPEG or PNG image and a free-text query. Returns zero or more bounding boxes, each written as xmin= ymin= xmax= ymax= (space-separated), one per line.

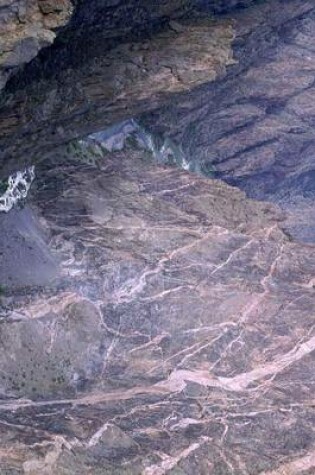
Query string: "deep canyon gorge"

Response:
xmin=0 ymin=1 xmax=315 ymax=474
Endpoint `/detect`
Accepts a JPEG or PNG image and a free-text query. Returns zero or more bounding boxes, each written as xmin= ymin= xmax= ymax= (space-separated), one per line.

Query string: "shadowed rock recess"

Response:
xmin=0 ymin=1 xmax=315 ymax=474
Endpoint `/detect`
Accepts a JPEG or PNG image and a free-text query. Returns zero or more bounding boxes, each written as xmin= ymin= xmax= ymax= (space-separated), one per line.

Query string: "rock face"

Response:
xmin=0 ymin=9 xmax=236 ymax=178
xmin=0 ymin=0 xmax=72 ymax=90
xmin=0 ymin=144 xmax=314 ymax=473
xmin=1 ymin=0 xmax=314 ymax=218
xmin=144 ymin=0 xmax=315 ymax=242
xmin=0 ymin=1 xmax=315 ymax=474
xmin=1 ymin=0 xmax=308 ymax=179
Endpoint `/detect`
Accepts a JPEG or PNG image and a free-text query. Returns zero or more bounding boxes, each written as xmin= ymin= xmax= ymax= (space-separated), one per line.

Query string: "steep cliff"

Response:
xmin=144 ymin=0 xmax=315 ymax=242
xmin=0 ymin=0 xmax=238 ymax=177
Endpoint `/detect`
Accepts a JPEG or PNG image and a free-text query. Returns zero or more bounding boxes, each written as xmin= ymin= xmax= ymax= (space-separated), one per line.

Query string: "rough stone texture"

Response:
xmin=1 ymin=0 xmax=314 ymax=192
xmin=0 ymin=0 xmax=293 ymax=178
xmin=0 ymin=145 xmax=314 ymax=473
xmin=0 ymin=10 xmax=236 ymax=178
xmin=143 ymin=0 xmax=315 ymax=243
xmin=0 ymin=1 xmax=315 ymax=473
xmin=197 ymin=0 xmax=262 ymax=13
xmin=0 ymin=0 xmax=73 ymax=90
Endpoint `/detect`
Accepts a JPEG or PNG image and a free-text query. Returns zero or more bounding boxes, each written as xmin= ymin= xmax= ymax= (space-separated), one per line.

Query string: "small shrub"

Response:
xmin=0 ymin=180 xmax=8 ymax=194
xmin=200 ymin=161 xmax=214 ymax=177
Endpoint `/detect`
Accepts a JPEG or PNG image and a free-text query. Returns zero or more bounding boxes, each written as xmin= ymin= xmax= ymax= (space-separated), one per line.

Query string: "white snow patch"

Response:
xmin=0 ymin=166 xmax=35 ymax=213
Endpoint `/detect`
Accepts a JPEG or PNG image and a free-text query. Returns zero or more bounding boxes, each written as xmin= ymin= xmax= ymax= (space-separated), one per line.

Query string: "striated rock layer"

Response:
xmin=0 ymin=9 xmax=236 ymax=178
xmin=0 ymin=0 xmax=314 ymax=196
xmin=0 ymin=0 xmax=306 ymax=177
xmin=0 ymin=145 xmax=314 ymax=473
xmin=144 ymin=0 xmax=315 ymax=243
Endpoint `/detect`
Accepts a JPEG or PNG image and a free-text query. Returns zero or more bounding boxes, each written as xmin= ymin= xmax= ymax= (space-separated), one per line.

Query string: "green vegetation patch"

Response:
xmin=0 ymin=179 xmax=8 ymax=194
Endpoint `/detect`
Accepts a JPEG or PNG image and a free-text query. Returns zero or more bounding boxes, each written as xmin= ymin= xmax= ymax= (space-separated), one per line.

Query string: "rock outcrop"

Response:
xmin=0 ymin=142 xmax=314 ymax=474
xmin=0 ymin=0 xmax=72 ymax=90
xmin=0 ymin=0 xmax=313 ymax=187
xmin=0 ymin=1 xmax=315 ymax=473
xmin=0 ymin=7 xmax=236 ymax=178
xmin=144 ymin=0 xmax=315 ymax=242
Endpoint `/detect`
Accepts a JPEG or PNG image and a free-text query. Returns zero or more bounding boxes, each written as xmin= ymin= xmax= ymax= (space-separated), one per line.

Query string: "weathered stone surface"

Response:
xmin=0 ymin=10 xmax=236 ymax=178
xmin=143 ymin=0 xmax=315 ymax=243
xmin=0 ymin=0 xmax=72 ymax=90
xmin=0 ymin=1 xmax=315 ymax=473
xmin=1 ymin=0 xmax=314 ymax=186
xmin=0 ymin=145 xmax=314 ymax=473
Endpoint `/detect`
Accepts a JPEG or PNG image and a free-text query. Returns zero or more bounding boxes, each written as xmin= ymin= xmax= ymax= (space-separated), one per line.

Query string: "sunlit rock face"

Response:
xmin=0 ymin=143 xmax=314 ymax=473
xmin=0 ymin=0 xmax=73 ymax=90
